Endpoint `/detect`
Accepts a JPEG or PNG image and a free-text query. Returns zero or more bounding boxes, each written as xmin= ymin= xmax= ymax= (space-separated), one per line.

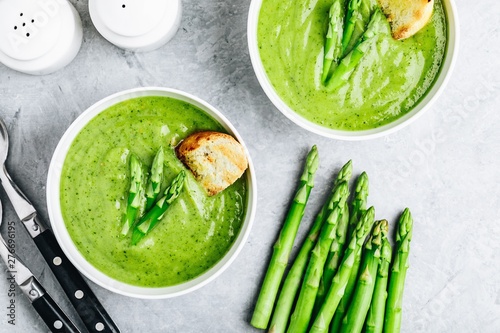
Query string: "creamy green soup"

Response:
xmin=257 ymin=0 xmax=447 ymax=130
xmin=60 ymin=96 xmax=247 ymax=287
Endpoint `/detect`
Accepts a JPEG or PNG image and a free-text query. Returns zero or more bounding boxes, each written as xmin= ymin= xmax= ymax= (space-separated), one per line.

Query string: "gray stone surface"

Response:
xmin=0 ymin=0 xmax=499 ymax=332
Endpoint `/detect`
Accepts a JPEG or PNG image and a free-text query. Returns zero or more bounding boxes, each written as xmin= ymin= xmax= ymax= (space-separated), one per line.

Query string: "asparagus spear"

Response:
xmin=339 ymin=220 xmax=388 ymax=333
xmin=314 ymin=201 xmax=349 ymax=314
xmin=313 ymin=161 xmax=353 ymax=315
xmin=121 ymin=154 xmax=145 ymax=236
xmin=251 ymin=146 xmax=319 ymax=329
xmin=336 ymin=160 xmax=353 ymax=186
xmin=269 ymin=195 xmax=327 ymax=333
xmin=327 ymin=9 xmax=384 ymax=90
xmin=348 ymin=172 xmax=369 ymax=237
xmin=287 ymin=182 xmax=349 ymax=333
xmin=342 ymin=0 xmax=362 ymax=53
xmin=267 ymin=210 xmax=323 ymax=333
xmin=321 ymin=0 xmax=345 ymax=83
xmin=329 ymin=173 xmax=370 ymax=333
xmin=321 ymin=160 xmax=352 ymax=217
xmin=365 ymin=229 xmax=392 ymax=333
xmin=145 ymin=147 xmax=165 ymax=211
xmin=342 ymin=0 xmax=376 ymax=55
xmin=384 ymin=208 xmax=413 ymax=333
xmin=329 ymin=238 xmax=363 ymax=332
xmin=131 ymin=171 xmax=186 ymax=245
xmin=309 ymin=206 xmax=375 ymax=333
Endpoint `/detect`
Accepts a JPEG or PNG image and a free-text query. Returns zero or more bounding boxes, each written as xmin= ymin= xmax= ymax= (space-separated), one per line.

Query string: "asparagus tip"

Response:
xmin=397 ymin=208 xmax=413 ymax=248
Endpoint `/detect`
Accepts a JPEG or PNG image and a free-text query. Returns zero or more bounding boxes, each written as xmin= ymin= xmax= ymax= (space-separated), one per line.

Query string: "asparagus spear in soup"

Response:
xmin=145 ymin=147 xmax=165 ymax=211
xmin=327 ymin=9 xmax=385 ymax=89
xmin=131 ymin=171 xmax=185 ymax=245
xmin=121 ymin=154 xmax=145 ymax=236
xmin=322 ymin=0 xmax=345 ymax=83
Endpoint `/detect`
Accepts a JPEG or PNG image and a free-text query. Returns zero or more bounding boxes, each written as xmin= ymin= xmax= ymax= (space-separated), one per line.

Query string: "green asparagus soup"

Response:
xmin=60 ymin=96 xmax=247 ymax=287
xmin=257 ymin=0 xmax=447 ymax=130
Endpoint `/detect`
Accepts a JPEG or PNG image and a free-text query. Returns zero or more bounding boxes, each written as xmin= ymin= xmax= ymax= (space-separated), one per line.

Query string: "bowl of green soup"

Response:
xmin=47 ymin=87 xmax=257 ymax=298
xmin=248 ymin=0 xmax=458 ymax=139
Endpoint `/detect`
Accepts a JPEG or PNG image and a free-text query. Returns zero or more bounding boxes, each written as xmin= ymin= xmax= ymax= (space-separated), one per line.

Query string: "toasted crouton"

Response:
xmin=377 ymin=0 xmax=434 ymax=40
xmin=176 ymin=131 xmax=248 ymax=196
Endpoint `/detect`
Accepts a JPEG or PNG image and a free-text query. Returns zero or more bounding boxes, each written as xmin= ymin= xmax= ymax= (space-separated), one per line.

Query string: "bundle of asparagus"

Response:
xmin=251 ymin=148 xmax=413 ymax=333
xmin=321 ymin=0 xmax=386 ymax=87
xmin=120 ymin=148 xmax=186 ymax=245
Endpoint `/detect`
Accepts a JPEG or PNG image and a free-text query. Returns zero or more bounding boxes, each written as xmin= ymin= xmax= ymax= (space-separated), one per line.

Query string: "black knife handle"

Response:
xmin=32 ymin=293 xmax=80 ymax=333
xmin=33 ymin=229 xmax=120 ymax=333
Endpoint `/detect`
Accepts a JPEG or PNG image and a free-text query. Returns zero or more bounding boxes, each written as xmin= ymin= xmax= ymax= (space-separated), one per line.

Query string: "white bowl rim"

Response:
xmin=46 ymin=87 xmax=257 ymax=299
xmin=247 ymin=0 xmax=460 ymax=140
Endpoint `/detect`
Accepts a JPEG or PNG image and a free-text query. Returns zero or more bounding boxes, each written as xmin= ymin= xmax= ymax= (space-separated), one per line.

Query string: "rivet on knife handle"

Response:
xmin=33 ymin=229 xmax=120 ymax=333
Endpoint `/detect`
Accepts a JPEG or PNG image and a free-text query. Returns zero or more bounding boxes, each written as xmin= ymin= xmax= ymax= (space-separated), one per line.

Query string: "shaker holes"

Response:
xmin=13 ymin=15 xmax=36 ymax=34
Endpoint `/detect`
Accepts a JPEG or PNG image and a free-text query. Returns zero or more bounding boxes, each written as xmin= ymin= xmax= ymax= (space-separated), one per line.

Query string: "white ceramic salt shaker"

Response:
xmin=89 ymin=0 xmax=182 ymax=52
xmin=0 ymin=0 xmax=83 ymax=75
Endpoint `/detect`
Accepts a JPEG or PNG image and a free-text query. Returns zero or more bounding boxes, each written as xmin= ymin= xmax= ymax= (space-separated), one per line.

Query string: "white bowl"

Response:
xmin=247 ymin=0 xmax=459 ymax=140
xmin=47 ymin=87 xmax=257 ymax=299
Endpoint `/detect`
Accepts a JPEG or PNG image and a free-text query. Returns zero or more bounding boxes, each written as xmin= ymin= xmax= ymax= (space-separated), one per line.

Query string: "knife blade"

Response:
xmin=0 ymin=166 xmax=42 ymax=237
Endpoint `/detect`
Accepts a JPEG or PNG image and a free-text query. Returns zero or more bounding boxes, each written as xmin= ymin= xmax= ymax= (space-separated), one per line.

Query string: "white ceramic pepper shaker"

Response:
xmin=0 ymin=0 xmax=83 ymax=75
xmin=89 ymin=0 xmax=182 ymax=52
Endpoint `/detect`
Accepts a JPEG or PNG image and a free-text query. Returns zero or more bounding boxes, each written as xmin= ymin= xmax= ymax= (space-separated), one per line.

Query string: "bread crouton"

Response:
xmin=377 ymin=0 xmax=434 ymax=40
xmin=176 ymin=131 xmax=248 ymax=196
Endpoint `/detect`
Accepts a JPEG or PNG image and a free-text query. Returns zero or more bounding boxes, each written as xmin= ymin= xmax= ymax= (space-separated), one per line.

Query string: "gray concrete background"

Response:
xmin=0 ymin=0 xmax=499 ymax=332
